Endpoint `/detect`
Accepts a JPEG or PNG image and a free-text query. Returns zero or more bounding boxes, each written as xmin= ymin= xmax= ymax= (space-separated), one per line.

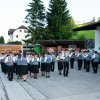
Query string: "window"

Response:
xmin=19 ymin=30 xmax=22 ymax=32
xmin=16 ymin=35 xmax=18 ymax=38
xmin=24 ymin=30 xmax=27 ymax=33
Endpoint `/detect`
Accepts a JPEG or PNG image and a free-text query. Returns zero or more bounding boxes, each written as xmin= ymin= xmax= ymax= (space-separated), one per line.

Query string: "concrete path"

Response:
xmin=0 ymin=62 xmax=100 ymax=100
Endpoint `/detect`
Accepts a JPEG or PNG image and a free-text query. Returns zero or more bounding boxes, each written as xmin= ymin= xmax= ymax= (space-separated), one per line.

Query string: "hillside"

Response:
xmin=71 ymin=22 xmax=95 ymax=40
xmin=71 ymin=30 xmax=95 ymax=40
xmin=78 ymin=30 xmax=95 ymax=39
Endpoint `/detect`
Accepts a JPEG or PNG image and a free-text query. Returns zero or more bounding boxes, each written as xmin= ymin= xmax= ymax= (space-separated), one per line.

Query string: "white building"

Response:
xmin=8 ymin=25 xmax=30 ymax=44
xmin=73 ymin=21 xmax=100 ymax=52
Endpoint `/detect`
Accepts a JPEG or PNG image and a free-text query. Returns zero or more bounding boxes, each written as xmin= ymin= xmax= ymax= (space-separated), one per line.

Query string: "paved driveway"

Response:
xmin=0 ymin=62 xmax=100 ymax=100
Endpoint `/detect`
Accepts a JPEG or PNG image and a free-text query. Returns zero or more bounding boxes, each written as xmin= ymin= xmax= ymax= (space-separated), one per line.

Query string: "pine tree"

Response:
xmin=97 ymin=17 xmax=100 ymax=22
xmin=0 ymin=36 xmax=5 ymax=44
xmin=25 ymin=0 xmax=46 ymax=43
xmin=47 ymin=0 xmax=74 ymax=39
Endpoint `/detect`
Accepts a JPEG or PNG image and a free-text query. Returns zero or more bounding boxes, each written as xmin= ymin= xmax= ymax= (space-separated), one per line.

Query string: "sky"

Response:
xmin=0 ymin=0 xmax=100 ymax=43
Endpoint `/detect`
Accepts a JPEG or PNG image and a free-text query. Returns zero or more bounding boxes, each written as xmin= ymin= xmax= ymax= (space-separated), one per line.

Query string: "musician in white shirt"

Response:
xmin=63 ymin=49 xmax=70 ymax=77
xmin=51 ymin=52 xmax=56 ymax=72
xmin=69 ymin=50 xmax=75 ymax=69
xmin=44 ymin=53 xmax=52 ymax=78
xmin=0 ymin=53 xmax=7 ymax=73
xmin=32 ymin=54 xmax=40 ymax=79
xmin=57 ymin=52 xmax=63 ymax=75
xmin=40 ymin=53 xmax=46 ymax=76
xmin=5 ymin=52 xmax=14 ymax=81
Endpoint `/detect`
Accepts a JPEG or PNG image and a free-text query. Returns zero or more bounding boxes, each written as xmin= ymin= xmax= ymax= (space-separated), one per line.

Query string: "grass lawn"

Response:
xmin=71 ymin=30 xmax=95 ymax=40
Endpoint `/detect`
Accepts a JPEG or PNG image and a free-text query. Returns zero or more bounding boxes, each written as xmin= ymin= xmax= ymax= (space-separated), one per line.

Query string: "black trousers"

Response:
xmin=13 ymin=63 xmax=17 ymax=73
xmin=38 ymin=62 xmax=40 ymax=68
xmin=70 ymin=58 xmax=74 ymax=69
xmin=93 ymin=62 xmax=99 ymax=73
xmin=86 ymin=61 xmax=91 ymax=72
xmin=51 ymin=61 xmax=55 ymax=71
xmin=1 ymin=62 xmax=7 ymax=74
xmin=7 ymin=65 xmax=13 ymax=80
xmin=58 ymin=61 xmax=63 ymax=75
xmin=1 ymin=62 xmax=4 ymax=72
xmin=63 ymin=61 xmax=69 ymax=76
xmin=46 ymin=63 xmax=51 ymax=72
xmin=16 ymin=65 xmax=21 ymax=77
xmin=58 ymin=62 xmax=63 ymax=70
xmin=78 ymin=59 xmax=83 ymax=70
xmin=84 ymin=59 xmax=86 ymax=69
xmin=91 ymin=59 xmax=94 ymax=67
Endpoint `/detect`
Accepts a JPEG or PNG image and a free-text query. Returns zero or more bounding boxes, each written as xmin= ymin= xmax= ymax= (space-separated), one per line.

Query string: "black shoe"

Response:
xmin=9 ymin=79 xmax=13 ymax=81
xmin=17 ymin=77 xmax=19 ymax=80
xmin=59 ymin=73 xmax=62 ymax=75
xmin=46 ymin=76 xmax=48 ymax=78
xmin=64 ymin=75 xmax=65 ymax=77
xmin=34 ymin=77 xmax=37 ymax=79
xmin=23 ymin=80 xmax=26 ymax=82
xmin=66 ymin=75 xmax=68 ymax=77
xmin=78 ymin=68 xmax=81 ymax=70
xmin=64 ymin=74 xmax=68 ymax=77
xmin=71 ymin=67 xmax=73 ymax=69
xmin=41 ymin=74 xmax=45 ymax=76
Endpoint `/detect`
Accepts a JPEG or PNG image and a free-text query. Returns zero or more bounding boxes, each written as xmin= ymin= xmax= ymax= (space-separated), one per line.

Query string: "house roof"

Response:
xmin=8 ymin=29 xmax=16 ymax=35
xmin=8 ymin=25 xmax=28 ymax=35
xmin=73 ymin=21 xmax=100 ymax=31
xmin=39 ymin=40 xmax=85 ymax=48
xmin=17 ymin=25 xmax=27 ymax=30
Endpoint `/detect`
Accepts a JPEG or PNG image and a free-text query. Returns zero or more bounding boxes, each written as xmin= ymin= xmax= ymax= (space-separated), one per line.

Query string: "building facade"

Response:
xmin=8 ymin=25 xmax=30 ymax=44
xmin=0 ymin=45 xmax=23 ymax=53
